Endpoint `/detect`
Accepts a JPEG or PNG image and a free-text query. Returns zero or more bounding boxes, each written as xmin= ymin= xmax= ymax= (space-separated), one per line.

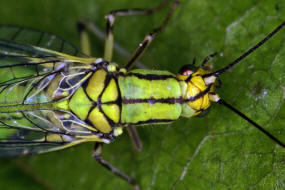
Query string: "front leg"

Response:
xmin=78 ymin=0 xmax=173 ymax=63
xmin=103 ymin=0 xmax=171 ymax=62
xmin=93 ymin=142 xmax=140 ymax=190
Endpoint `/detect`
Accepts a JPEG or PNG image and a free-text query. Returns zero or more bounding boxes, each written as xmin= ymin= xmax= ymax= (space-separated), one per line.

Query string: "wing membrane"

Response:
xmin=0 ymin=25 xmax=87 ymax=57
xmin=0 ymin=128 xmax=69 ymax=157
xmin=0 ymin=25 xmax=103 ymax=157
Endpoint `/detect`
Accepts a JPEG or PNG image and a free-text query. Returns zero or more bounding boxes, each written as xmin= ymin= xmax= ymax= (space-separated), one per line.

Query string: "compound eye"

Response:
xmin=178 ymin=64 xmax=197 ymax=76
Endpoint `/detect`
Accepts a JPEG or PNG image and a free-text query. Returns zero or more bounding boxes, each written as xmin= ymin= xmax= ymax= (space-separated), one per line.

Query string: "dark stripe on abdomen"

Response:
xmin=122 ymin=72 xmax=175 ymax=80
xmin=123 ymin=119 xmax=175 ymax=125
xmin=122 ymin=97 xmax=183 ymax=104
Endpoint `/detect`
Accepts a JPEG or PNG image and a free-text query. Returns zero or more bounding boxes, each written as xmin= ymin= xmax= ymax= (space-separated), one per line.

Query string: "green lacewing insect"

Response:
xmin=0 ymin=0 xmax=285 ymax=189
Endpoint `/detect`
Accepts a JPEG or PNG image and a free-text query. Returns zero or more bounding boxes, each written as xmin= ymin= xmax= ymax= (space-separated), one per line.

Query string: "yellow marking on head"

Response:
xmin=177 ymin=67 xmax=216 ymax=116
xmin=176 ymin=74 xmax=188 ymax=81
xmin=190 ymin=76 xmax=207 ymax=91
xmin=201 ymin=92 xmax=210 ymax=109
xmin=193 ymin=68 xmax=209 ymax=76
xmin=185 ymin=75 xmax=210 ymax=111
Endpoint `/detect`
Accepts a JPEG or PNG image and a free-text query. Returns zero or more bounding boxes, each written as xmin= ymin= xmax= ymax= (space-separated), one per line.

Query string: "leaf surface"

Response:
xmin=0 ymin=0 xmax=285 ymax=189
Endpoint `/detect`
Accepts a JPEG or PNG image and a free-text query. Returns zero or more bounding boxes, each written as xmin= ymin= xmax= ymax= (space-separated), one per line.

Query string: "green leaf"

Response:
xmin=0 ymin=0 xmax=285 ymax=189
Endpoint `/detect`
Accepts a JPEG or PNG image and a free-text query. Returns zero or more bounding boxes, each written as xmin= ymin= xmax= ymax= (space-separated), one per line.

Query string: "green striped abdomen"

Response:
xmin=118 ymin=69 xmax=182 ymax=125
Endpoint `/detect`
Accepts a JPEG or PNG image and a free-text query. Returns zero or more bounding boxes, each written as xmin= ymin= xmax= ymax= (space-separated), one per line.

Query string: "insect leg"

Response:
xmin=201 ymin=52 xmax=218 ymax=67
xmin=103 ymin=0 xmax=172 ymax=62
xmin=77 ymin=22 xmax=92 ymax=56
xmin=192 ymin=57 xmax=197 ymax=66
xmin=124 ymin=0 xmax=180 ymax=70
xmin=93 ymin=142 xmax=140 ymax=190
xmin=126 ymin=125 xmax=143 ymax=152
xmin=77 ymin=20 xmax=148 ymax=69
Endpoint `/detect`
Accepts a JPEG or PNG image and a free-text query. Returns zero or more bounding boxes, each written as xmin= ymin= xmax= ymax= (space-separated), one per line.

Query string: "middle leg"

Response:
xmin=93 ymin=142 xmax=140 ymax=190
xmin=124 ymin=0 xmax=180 ymax=70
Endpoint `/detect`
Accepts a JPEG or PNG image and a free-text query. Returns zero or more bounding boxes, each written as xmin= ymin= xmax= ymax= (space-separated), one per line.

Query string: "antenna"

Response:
xmin=218 ymin=99 xmax=285 ymax=148
xmin=203 ymin=21 xmax=285 ymax=78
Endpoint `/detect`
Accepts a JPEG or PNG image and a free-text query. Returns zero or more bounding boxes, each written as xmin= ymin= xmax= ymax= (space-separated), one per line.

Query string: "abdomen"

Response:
xmin=118 ymin=69 xmax=182 ymax=125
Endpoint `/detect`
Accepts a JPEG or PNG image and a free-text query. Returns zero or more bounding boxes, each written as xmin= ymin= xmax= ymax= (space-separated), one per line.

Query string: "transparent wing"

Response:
xmin=0 ymin=24 xmax=87 ymax=57
xmin=0 ymin=26 xmax=103 ymax=157
xmin=0 ymin=106 xmax=99 ymax=157
xmin=0 ymin=128 xmax=73 ymax=157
